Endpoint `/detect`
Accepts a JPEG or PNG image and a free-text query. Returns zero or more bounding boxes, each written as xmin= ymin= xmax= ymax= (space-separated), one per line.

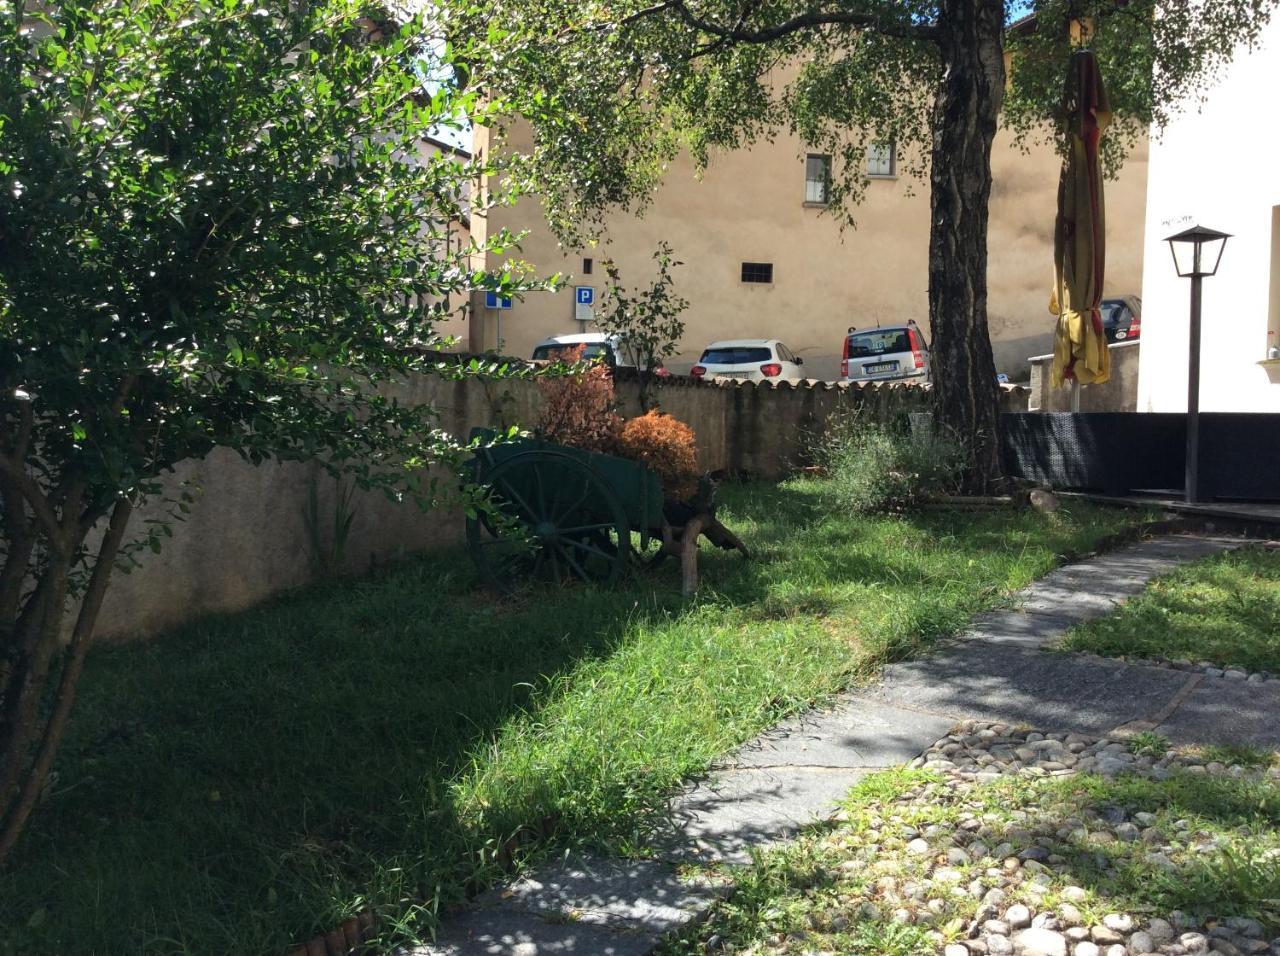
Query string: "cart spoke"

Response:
xmin=553 ymin=479 xmax=594 ymax=525
xmin=556 ymin=521 xmax=617 ymax=536
xmin=532 ymin=462 xmax=549 ymax=516
xmin=561 ymin=536 xmax=615 ymax=561
xmin=493 ymin=477 xmax=538 ymax=521
xmin=558 ymin=544 xmax=591 ymax=581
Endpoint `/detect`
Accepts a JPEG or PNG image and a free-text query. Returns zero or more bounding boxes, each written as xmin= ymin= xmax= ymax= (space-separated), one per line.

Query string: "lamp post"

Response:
xmin=1164 ymin=225 xmax=1230 ymax=503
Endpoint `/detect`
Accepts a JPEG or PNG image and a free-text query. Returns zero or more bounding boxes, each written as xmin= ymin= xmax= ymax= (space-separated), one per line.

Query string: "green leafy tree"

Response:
xmin=448 ymin=0 xmax=1275 ymax=488
xmin=598 ymin=241 xmax=688 ymax=410
xmin=0 ymin=0 xmax=515 ymax=862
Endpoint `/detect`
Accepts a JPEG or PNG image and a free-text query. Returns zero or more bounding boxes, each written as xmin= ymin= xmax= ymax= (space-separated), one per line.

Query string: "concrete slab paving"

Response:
xmin=401 ymin=534 xmax=1265 ymax=956
xmin=651 ymin=765 xmax=870 ymax=865
xmin=1011 ymin=535 xmax=1238 ymax=621
xmin=859 ymin=643 xmax=1190 ymax=736
xmin=722 ymin=698 xmax=957 ymax=770
xmin=472 ymin=856 xmax=726 ymax=934
xmin=411 ymin=904 xmax=657 ymax=955
xmin=961 ymin=609 xmax=1080 ymax=648
xmin=1156 ymin=676 xmax=1280 ymax=749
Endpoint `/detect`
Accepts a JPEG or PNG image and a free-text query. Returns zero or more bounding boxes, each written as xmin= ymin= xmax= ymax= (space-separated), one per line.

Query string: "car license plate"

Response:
xmin=715 ymin=371 xmax=751 ymax=379
xmin=865 ymin=362 xmax=899 ymax=374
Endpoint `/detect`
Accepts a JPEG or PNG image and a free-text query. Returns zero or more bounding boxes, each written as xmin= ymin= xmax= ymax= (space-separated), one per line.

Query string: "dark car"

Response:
xmin=1100 ymin=295 xmax=1141 ymax=343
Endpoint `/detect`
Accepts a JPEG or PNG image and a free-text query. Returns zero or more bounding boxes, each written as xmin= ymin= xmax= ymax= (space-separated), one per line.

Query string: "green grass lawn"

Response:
xmin=0 ymin=482 xmax=1142 ymax=954
xmin=1061 ymin=545 xmax=1280 ymax=674
xmin=662 ymin=761 xmax=1280 ymax=956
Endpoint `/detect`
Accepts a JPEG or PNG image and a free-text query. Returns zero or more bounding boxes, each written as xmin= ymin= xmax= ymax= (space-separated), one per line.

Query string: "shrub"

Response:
xmin=815 ymin=411 xmax=963 ymax=514
xmin=614 ymin=410 xmax=699 ymax=501
xmin=536 ymin=346 xmax=622 ymax=452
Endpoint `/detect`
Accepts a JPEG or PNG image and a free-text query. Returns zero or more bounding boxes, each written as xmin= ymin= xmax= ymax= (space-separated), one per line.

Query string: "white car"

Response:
xmin=532 ymin=332 xmax=628 ymax=365
xmin=690 ymin=339 xmax=805 ymax=382
xmin=531 ymin=332 xmax=670 ymax=375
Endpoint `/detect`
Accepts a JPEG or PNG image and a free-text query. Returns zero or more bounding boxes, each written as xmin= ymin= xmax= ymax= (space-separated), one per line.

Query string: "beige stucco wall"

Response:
xmin=474 ymin=122 xmax=1148 ymax=383
xmin=1137 ymin=17 xmax=1280 ymax=413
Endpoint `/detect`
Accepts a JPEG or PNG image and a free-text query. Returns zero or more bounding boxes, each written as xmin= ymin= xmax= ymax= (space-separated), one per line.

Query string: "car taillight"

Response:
xmin=690 ymin=365 xmax=706 ymax=377
xmin=760 ymin=363 xmax=782 ymax=377
xmin=841 ymin=336 xmax=850 ymax=378
xmin=1130 ymin=313 xmax=1141 ymax=337
xmin=908 ymin=329 xmax=925 ymax=369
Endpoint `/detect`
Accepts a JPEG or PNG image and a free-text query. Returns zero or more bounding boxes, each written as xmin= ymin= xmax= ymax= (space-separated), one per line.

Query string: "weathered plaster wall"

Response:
xmin=1027 ymin=341 xmax=1141 ymax=413
xmin=90 ymin=372 xmax=1027 ymax=642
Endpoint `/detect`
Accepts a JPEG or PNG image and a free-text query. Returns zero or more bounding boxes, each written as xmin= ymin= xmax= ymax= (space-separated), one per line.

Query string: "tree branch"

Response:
xmin=0 ymin=454 xmax=65 ymax=554
xmin=563 ymin=0 xmax=937 ymax=43
xmin=669 ymin=0 xmax=938 ymax=43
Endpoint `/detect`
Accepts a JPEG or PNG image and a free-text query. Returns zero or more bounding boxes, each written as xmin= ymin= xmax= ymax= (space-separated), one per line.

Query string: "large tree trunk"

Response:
xmin=927 ymin=0 xmax=1006 ymax=492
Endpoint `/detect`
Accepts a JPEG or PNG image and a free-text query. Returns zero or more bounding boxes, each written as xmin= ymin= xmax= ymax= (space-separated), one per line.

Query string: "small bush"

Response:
xmin=814 ymin=411 xmax=963 ymax=514
xmin=536 ymin=345 xmax=622 ymax=453
xmin=1128 ymin=730 xmax=1170 ymax=757
xmin=614 ymin=410 xmax=699 ymax=500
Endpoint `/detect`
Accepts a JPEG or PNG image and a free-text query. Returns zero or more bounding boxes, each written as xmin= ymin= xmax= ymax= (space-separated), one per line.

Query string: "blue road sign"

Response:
xmin=485 ymin=291 xmax=512 ymax=310
xmin=575 ymin=286 xmax=595 ymax=306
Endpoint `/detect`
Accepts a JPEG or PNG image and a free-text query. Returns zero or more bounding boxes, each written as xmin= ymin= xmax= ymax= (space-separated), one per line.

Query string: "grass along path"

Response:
xmin=0 ymin=482 xmax=1142 ymax=954
xmin=664 ymin=724 xmax=1280 ymax=956
xmin=1061 ymin=545 xmax=1280 ymax=675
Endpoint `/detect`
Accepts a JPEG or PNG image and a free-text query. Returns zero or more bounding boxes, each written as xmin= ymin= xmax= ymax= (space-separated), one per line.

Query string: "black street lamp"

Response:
xmin=1164 ymin=225 xmax=1230 ymax=503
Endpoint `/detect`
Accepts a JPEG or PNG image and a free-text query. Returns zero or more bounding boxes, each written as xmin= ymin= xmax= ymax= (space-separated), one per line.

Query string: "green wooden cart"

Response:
xmin=465 ymin=431 xmax=670 ymax=591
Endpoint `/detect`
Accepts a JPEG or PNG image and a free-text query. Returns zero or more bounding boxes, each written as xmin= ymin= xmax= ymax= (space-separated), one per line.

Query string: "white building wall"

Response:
xmin=1138 ymin=19 xmax=1280 ymax=412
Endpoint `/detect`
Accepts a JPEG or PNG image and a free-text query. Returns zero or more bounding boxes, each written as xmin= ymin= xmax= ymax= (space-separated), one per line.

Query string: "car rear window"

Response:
xmin=532 ymin=343 xmax=612 ymax=362
xmin=847 ymin=330 xmax=911 ymax=357
xmin=700 ymin=346 xmax=773 ymax=364
xmin=1100 ymin=301 xmax=1130 ymax=325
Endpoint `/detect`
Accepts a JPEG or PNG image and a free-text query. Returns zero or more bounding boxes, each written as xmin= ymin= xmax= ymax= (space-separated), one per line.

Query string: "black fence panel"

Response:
xmin=1199 ymin=414 xmax=1280 ymax=500
xmin=1001 ymin=412 xmax=1280 ymax=500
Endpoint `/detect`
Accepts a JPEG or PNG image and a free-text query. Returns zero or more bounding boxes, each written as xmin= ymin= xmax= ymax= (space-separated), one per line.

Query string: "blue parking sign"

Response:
xmin=485 ymin=291 xmax=512 ymax=310
xmin=575 ymin=286 xmax=595 ymax=306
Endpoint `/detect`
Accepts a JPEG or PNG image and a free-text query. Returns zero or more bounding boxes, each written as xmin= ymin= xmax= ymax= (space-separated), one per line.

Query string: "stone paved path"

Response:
xmin=411 ymin=534 xmax=1272 ymax=955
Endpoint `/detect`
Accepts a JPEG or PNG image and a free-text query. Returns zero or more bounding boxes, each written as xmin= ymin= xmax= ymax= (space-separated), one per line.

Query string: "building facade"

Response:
xmin=1136 ymin=17 xmax=1280 ymax=413
xmin=471 ymin=117 xmax=1149 ymax=382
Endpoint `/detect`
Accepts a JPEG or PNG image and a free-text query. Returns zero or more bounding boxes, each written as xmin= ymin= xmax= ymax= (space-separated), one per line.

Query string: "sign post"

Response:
xmin=573 ymin=286 xmax=595 ymax=328
xmin=484 ymin=291 xmax=512 ymax=351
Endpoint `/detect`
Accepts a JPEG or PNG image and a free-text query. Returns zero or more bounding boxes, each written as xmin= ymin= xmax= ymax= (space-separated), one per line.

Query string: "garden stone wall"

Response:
xmin=91 ymin=370 xmax=1028 ymax=641
xmin=614 ymin=374 xmax=1029 ymax=478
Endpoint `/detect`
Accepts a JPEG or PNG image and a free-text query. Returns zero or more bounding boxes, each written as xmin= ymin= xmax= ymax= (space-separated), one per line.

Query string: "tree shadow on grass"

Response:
xmin=0 ymin=552 xmax=696 ymax=954
xmin=0 ymin=484 xmax=1133 ymax=954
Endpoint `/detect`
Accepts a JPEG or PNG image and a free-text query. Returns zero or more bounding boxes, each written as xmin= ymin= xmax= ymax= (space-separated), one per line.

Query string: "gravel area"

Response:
xmin=685 ymin=721 xmax=1280 ymax=956
xmin=901 ymin=723 xmax=1280 ymax=956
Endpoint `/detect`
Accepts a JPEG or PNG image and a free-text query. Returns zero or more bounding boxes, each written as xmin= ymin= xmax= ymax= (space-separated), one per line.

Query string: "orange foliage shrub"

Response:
xmin=615 ymin=410 xmax=699 ymax=501
xmin=536 ymin=346 xmax=622 ymax=453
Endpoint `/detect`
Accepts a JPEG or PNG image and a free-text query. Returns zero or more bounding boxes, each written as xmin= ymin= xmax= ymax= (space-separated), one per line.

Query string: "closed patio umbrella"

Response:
xmin=1050 ymin=49 xmax=1112 ymax=394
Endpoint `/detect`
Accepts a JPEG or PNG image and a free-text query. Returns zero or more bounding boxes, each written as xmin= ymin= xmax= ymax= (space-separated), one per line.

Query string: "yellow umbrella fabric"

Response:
xmin=1051 ymin=49 xmax=1112 ymax=389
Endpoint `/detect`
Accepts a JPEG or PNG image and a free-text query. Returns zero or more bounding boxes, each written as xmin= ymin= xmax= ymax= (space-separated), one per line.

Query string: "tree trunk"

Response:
xmin=0 ymin=499 xmax=134 ymax=865
xmin=927 ymin=0 xmax=1006 ymax=493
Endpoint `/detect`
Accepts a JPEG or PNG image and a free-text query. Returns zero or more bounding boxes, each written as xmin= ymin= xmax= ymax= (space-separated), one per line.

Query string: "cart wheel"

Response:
xmin=467 ymin=450 xmax=630 ymax=592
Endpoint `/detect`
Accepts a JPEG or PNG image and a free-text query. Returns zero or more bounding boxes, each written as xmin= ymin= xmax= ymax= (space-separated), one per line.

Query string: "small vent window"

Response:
xmin=582 ymin=257 xmax=593 ymax=275
xmin=741 ymin=262 xmax=773 ymax=284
